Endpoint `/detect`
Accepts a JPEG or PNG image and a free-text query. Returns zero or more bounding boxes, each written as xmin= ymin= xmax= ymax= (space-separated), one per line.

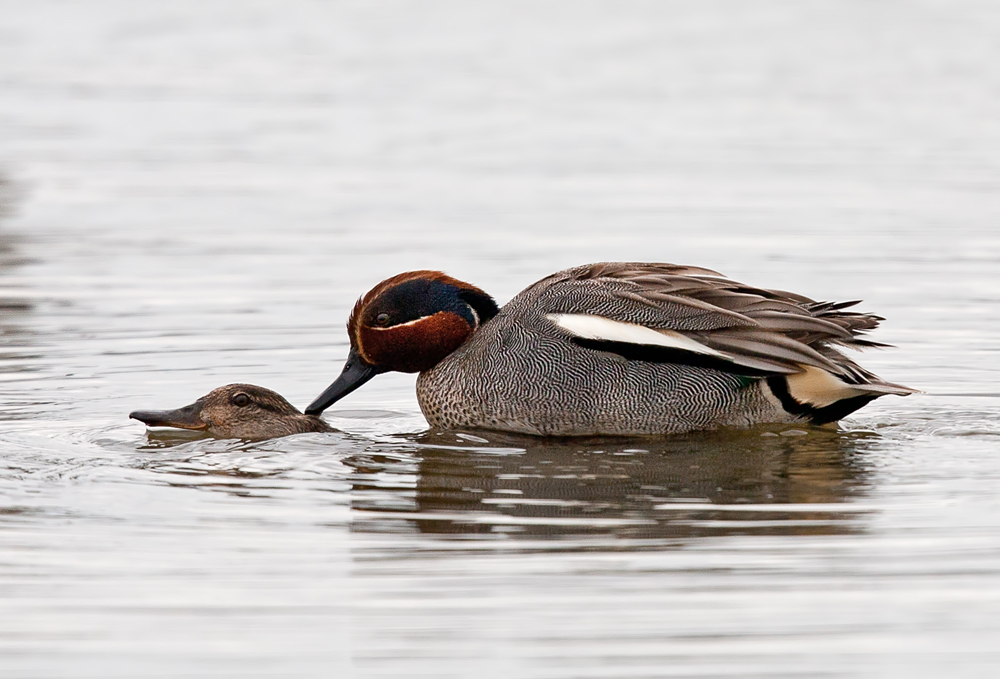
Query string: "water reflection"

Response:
xmin=129 ymin=420 xmax=878 ymax=544
xmin=350 ymin=426 xmax=879 ymax=542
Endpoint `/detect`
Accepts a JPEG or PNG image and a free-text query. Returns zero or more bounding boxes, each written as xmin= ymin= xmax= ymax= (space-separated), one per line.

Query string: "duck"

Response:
xmin=131 ymin=384 xmax=333 ymax=441
xmin=304 ymin=262 xmax=916 ymax=436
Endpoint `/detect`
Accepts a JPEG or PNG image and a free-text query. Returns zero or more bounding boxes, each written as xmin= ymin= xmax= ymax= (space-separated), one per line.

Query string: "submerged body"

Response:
xmin=307 ymin=263 xmax=915 ymax=435
xmin=131 ymin=384 xmax=332 ymax=441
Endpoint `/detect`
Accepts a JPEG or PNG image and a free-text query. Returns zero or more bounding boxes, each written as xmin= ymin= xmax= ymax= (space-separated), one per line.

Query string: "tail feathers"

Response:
xmin=847 ymin=381 xmax=920 ymax=397
xmin=805 ymin=300 xmax=891 ymax=349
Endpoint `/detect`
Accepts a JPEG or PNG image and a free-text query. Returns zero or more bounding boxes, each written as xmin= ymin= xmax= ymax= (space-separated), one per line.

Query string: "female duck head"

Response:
xmin=305 ymin=271 xmax=498 ymax=415
xmin=130 ymin=383 xmax=332 ymax=441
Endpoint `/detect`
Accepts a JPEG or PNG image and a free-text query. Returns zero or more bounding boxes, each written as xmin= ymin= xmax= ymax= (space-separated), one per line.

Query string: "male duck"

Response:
xmin=131 ymin=384 xmax=333 ymax=441
xmin=305 ymin=263 xmax=915 ymax=436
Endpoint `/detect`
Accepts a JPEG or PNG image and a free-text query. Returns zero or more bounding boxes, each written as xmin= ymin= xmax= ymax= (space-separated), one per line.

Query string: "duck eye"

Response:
xmin=375 ymin=312 xmax=390 ymax=326
xmin=231 ymin=393 xmax=251 ymax=407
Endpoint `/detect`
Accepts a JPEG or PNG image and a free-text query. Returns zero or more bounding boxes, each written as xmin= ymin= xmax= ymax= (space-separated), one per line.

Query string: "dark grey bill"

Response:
xmin=129 ymin=401 xmax=207 ymax=430
xmin=305 ymin=348 xmax=385 ymax=415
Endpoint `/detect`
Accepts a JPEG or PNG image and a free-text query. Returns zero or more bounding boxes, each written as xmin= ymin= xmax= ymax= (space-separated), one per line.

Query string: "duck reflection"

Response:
xmin=349 ymin=426 xmax=877 ymax=541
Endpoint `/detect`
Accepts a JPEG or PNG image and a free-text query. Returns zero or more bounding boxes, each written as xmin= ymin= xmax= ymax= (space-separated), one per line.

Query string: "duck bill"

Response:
xmin=305 ymin=348 xmax=385 ymax=415
xmin=129 ymin=401 xmax=209 ymax=431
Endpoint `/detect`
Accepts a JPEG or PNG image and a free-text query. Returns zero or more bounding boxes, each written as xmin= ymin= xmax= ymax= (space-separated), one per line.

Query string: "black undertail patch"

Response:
xmin=765 ymin=375 xmax=877 ymax=425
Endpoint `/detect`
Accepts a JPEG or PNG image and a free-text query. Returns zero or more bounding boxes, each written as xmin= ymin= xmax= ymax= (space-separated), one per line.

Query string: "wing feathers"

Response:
xmin=697 ymin=331 xmax=843 ymax=374
xmin=536 ymin=263 xmax=912 ymax=398
xmin=739 ymin=310 xmax=852 ymax=340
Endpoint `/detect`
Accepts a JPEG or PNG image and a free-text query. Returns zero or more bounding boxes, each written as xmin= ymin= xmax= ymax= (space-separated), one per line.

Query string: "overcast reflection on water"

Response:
xmin=140 ymin=425 xmax=878 ymax=541
xmin=2 ymin=1 xmax=1000 ymax=677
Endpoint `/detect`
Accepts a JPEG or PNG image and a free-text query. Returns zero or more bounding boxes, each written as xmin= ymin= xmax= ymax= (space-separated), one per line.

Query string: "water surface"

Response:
xmin=1 ymin=2 xmax=999 ymax=677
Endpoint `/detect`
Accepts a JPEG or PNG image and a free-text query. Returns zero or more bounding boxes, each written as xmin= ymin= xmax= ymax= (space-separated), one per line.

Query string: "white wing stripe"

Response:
xmin=546 ymin=313 xmax=726 ymax=357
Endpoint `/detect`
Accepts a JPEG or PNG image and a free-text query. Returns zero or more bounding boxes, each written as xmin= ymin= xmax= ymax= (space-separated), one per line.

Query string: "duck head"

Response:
xmin=130 ymin=383 xmax=333 ymax=441
xmin=305 ymin=271 xmax=498 ymax=415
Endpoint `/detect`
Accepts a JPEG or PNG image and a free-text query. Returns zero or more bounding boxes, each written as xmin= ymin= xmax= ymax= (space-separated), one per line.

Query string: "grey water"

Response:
xmin=2 ymin=1 xmax=1000 ymax=677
